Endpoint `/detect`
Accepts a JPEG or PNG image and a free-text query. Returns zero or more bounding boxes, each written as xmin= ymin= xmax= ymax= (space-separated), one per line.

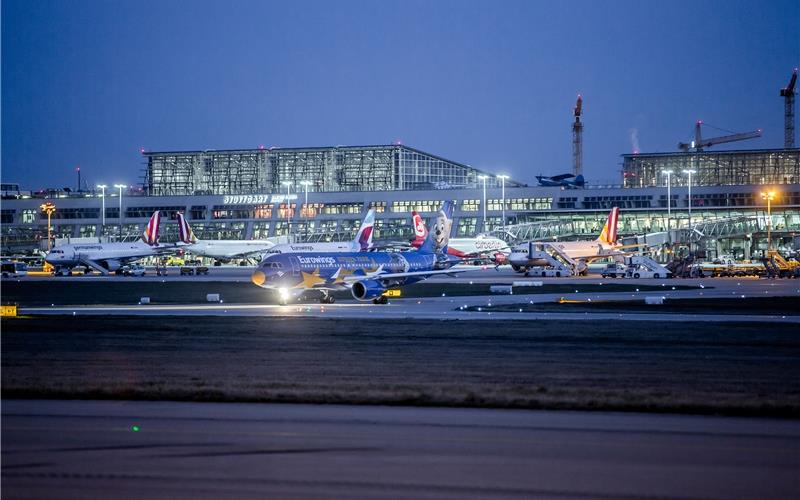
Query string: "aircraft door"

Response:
xmin=288 ymin=256 xmax=301 ymax=276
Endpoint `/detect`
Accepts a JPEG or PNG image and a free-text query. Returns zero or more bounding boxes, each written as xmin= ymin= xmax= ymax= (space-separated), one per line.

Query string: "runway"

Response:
xmin=3 ymin=400 xmax=798 ymax=499
xmin=8 ymin=268 xmax=799 ymax=322
xmin=17 ymin=278 xmax=800 ymax=322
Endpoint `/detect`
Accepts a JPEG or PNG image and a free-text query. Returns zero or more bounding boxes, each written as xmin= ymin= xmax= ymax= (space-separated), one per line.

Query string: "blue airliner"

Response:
xmin=251 ymin=201 xmax=462 ymax=304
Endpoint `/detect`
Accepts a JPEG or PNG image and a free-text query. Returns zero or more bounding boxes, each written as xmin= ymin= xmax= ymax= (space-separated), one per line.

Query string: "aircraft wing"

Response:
xmin=342 ymin=268 xmax=468 ymax=283
xmin=367 ymin=241 xmax=414 ymax=251
xmin=216 ymin=249 xmax=271 ymax=259
xmin=549 ymin=173 xmax=575 ymax=181
xmin=455 ymin=245 xmax=513 ymax=259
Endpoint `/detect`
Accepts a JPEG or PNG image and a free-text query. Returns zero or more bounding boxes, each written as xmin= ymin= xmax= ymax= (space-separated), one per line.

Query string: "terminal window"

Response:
xmin=460 ymin=199 xmax=480 ymax=212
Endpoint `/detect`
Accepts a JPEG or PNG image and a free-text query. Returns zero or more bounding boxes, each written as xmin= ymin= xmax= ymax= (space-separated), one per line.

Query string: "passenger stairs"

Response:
xmin=623 ymin=255 xmax=671 ymax=277
xmin=509 ymin=242 xmax=582 ymax=277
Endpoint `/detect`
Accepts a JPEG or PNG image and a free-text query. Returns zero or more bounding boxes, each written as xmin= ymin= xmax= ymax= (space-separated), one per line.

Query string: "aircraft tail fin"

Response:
xmin=418 ymin=201 xmax=454 ymax=255
xmin=354 ymin=209 xmax=375 ymax=251
xmin=141 ymin=211 xmax=161 ymax=245
xmin=411 ymin=210 xmax=428 ymax=246
xmin=176 ymin=212 xmax=198 ymax=244
xmin=596 ymin=207 xmax=620 ymax=246
xmin=574 ymin=174 xmax=586 ymax=187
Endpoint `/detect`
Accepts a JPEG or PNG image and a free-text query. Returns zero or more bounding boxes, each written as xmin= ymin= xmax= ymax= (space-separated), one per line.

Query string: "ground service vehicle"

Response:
xmin=601 ymin=263 xmax=627 ymax=278
xmin=120 ymin=264 xmax=146 ymax=277
xmin=180 ymin=265 xmax=209 ymax=276
xmin=1 ymin=261 xmax=28 ymax=278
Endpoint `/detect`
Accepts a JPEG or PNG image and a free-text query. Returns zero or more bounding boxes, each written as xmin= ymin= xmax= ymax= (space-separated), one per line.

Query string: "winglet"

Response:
xmin=141 ymin=211 xmax=161 ymax=245
xmin=177 ymin=212 xmax=198 ymax=244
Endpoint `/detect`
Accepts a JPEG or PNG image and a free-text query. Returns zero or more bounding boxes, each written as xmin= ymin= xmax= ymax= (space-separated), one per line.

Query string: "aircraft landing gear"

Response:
xmin=319 ymin=291 xmax=335 ymax=304
xmin=372 ymin=295 xmax=389 ymax=305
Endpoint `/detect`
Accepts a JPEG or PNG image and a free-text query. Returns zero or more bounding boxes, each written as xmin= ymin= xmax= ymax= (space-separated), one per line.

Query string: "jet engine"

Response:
xmin=102 ymin=259 xmax=122 ymax=271
xmin=351 ymin=280 xmax=386 ymax=301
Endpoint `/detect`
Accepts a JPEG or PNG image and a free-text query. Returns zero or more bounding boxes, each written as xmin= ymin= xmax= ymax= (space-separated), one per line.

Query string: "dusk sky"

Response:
xmin=3 ymin=0 xmax=798 ymax=190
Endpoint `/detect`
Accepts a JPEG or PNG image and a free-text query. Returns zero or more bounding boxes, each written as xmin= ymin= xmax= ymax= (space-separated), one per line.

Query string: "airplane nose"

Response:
xmin=251 ymin=269 xmax=266 ymax=286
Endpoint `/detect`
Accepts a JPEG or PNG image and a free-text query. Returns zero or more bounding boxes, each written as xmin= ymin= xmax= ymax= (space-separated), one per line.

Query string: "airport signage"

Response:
xmin=222 ymin=194 xmax=298 ymax=205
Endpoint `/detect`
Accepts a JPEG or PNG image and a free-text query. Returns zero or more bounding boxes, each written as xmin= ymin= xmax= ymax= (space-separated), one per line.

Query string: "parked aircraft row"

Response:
xmin=44 ymin=204 xmax=629 ymax=306
xmin=44 ymin=210 xmax=377 ymax=275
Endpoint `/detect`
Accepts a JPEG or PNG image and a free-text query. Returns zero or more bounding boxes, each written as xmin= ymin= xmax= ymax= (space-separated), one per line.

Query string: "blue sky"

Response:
xmin=2 ymin=0 xmax=798 ymax=190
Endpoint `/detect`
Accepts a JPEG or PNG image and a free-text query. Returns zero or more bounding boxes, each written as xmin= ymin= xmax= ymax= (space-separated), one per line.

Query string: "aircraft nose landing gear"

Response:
xmin=319 ymin=291 xmax=335 ymax=304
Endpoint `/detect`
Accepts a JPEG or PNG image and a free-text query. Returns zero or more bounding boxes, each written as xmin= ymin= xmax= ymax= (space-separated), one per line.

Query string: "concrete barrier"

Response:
xmin=512 ymin=281 xmax=543 ymax=287
xmin=489 ymin=285 xmax=513 ymax=294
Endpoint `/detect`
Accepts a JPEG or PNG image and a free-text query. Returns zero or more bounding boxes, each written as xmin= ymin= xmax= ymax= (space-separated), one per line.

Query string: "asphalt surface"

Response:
xmin=15 ymin=277 xmax=800 ymax=322
xmin=3 ymin=400 xmax=798 ymax=500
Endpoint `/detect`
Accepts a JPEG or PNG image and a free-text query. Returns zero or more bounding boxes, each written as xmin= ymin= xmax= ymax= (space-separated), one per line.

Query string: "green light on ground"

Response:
xmin=131 ymin=425 xmax=140 ymax=432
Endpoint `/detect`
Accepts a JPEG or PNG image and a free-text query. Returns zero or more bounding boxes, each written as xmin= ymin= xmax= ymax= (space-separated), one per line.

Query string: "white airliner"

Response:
xmin=45 ymin=211 xmax=171 ymax=275
xmin=264 ymin=209 xmax=376 ymax=254
xmin=176 ymin=213 xmax=278 ymax=261
xmin=176 ymin=209 xmax=375 ymax=260
xmin=507 ymin=207 xmax=624 ymax=270
xmin=410 ymin=211 xmax=509 ymax=263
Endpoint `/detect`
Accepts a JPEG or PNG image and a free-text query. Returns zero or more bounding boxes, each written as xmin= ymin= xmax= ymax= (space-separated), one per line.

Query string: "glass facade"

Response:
xmin=622 ymin=149 xmax=800 ymax=188
xmin=145 ymin=145 xmax=514 ymax=196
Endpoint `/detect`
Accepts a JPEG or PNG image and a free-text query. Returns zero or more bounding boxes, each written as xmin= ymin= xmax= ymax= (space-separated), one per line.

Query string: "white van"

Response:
xmin=1 ymin=261 xmax=28 ymax=278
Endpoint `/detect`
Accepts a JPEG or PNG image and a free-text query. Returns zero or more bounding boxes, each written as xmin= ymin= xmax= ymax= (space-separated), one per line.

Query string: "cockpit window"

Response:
xmin=265 ymin=262 xmax=283 ymax=269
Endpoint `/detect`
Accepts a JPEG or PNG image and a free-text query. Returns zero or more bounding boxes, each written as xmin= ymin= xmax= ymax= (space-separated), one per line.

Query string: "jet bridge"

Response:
xmin=679 ymin=216 xmax=765 ymax=244
xmin=488 ymin=220 xmax=578 ymax=245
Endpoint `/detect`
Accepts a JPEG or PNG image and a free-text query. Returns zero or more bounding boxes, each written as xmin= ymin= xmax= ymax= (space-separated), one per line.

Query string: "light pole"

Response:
xmin=682 ymin=169 xmax=696 ymax=242
xmin=281 ymin=181 xmax=292 ymax=236
xmin=114 ymin=184 xmax=126 ymax=239
xmin=40 ymin=202 xmax=56 ymax=251
xmin=661 ymin=170 xmax=673 ymax=241
xmin=97 ymin=184 xmax=107 ymax=235
xmin=477 ymin=175 xmax=487 ymax=233
xmin=300 ymin=180 xmax=311 ymax=240
xmin=761 ymin=190 xmax=776 ymax=252
xmin=498 ymin=174 xmax=509 ymax=231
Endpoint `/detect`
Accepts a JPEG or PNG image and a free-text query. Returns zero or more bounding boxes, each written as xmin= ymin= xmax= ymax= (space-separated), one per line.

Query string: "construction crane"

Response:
xmin=572 ymin=94 xmax=583 ymax=177
xmin=780 ymin=68 xmax=797 ymax=149
xmin=678 ymin=121 xmax=762 ymax=152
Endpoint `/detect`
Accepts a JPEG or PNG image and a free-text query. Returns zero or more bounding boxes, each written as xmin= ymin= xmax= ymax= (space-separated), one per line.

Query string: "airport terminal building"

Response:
xmin=2 ymin=144 xmax=799 ymax=261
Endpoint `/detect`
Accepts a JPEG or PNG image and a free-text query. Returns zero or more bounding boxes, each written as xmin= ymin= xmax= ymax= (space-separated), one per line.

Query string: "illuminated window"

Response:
xmin=252 ymin=222 xmax=271 ymax=239
xmin=369 ymin=201 xmax=386 ymax=213
xmin=278 ymin=203 xmax=296 ymax=219
xmin=460 ymin=199 xmax=480 ymax=212
xmin=390 ymin=200 xmax=440 ymax=213
xmin=253 ymin=204 xmax=272 ymax=219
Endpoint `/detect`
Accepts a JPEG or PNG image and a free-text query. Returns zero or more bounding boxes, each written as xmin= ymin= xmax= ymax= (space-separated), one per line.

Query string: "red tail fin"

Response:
xmin=141 ymin=211 xmax=161 ymax=245
xmin=596 ymin=207 xmax=620 ymax=245
xmin=176 ymin=212 xmax=198 ymax=244
xmin=411 ymin=210 xmax=427 ymax=247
